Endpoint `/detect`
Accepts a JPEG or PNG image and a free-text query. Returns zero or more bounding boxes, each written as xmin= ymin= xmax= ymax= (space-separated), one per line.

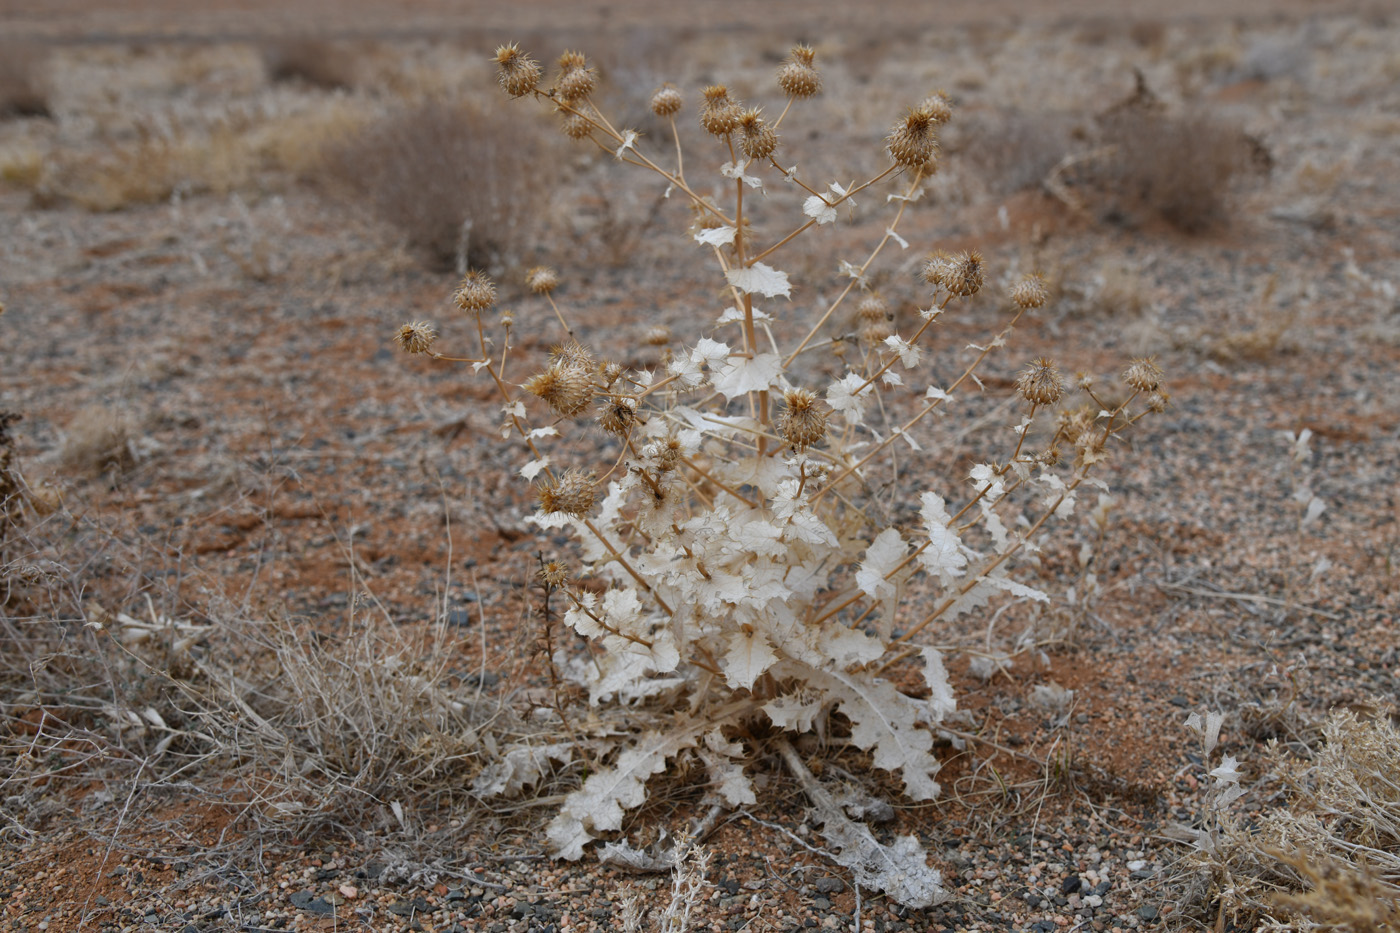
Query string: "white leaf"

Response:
xmin=472 ymin=742 xmax=574 ymax=798
xmin=880 ymin=371 xmax=903 ymax=386
xmin=763 ymin=695 xmax=824 ymax=732
xmin=528 ymin=426 xmax=560 ymax=439
xmin=884 ymin=335 xmax=922 ymax=368
xmin=712 ymin=353 xmax=784 ymax=400
xmin=502 ymin=401 xmax=526 ymax=419
xmin=726 ymin=262 xmax=791 ymax=298
xmin=723 ymin=630 xmax=779 ymax=690
xmin=919 ymin=648 xmax=956 ymax=722
xmin=716 ymin=305 xmax=772 ymax=325
xmin=614 ymin=129 xmax=639 ymax=159
xmin=705 ymin=755 xmax=757 ymax=806
xmin=695 ymin=225 xmax=737 ymax=247
xmin=1302 ymin=496 xmax=1326 ymax=528
xmin=520 ymin=457 xmax=549 ymax=480
xmin=886 ymin=227 xmax=908 ymax=249
xmin=857 ymin=528 xmax=906 ymax=601
xmin=803 ymin=194 xmax=837 ymax=225
xmin=1209 ymin=755 xmax=1242 ymax=784
xmin=827 ymin=373 xmax=873 ymax=425
xmin=720 ymin=160 xmax=764 ymax=189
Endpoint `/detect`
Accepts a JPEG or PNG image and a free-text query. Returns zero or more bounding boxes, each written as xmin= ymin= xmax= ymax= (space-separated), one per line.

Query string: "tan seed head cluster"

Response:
xmin=1010 ymin=273 xmax=1048 ymax=310
xmin=495 ymin=43 xmax=541 ymax=97
xmin=1123 ymin=357 xmax=1164 ymax=393
xmin=738 ymin=108 xmax=778 ymax=160
xmin=923 ymin=250 xmax=984 ymax=298
xmin=919 ymin=91 xmax=954 ymax=126
xmin=779 ymin=389 xmax=829 ymax=450
xmin=538 ymin=560 xmax=570 ymax=588
xmin=887 ymin=107 xmax=940 ymax=169
xmin=536 ymin=469 xmax=597 ymax=517
xmin=561 ymin=112 xmax=593 ymax=140
xmin=393 ymin=321 xmax=437 ymax=355
xmin=1015 ymin=358 xmax=1065 ymax=406
xmin=527 ymin=266 xmax=560 ymax=294
xmin=650 ymin=83 xmax=682 ymax=117
xmin=525 ymin=362 xmax=594 ymax=418
xmin=555 ymin=50 xmax=596 ymax=102
xmin=700 ymin=85 xmax=742 ymax=137
xmin=856 ymin=292 xmax=893 ymax=345
xmin=644 ymin=325 xmax=671 ymax=346
xmin=597 ymin=395 xmax=639 ymax=437
xmin=453 ymin=270 xmax=496 ymax=312
xmin=777 ymin=45 xmax=822 ymax=98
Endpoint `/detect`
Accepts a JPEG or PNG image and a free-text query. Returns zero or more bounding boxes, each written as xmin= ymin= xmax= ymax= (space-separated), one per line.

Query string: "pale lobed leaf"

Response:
xmin=886 ymin=227 xmax=908 ymax=249
xmin=827 ymin=372 xmax=874 ymax=425
xmin=695 ymin=225 xmax=737 ymax=247
xmin=712 ymin=353 xmax=785 ymax=400
xmin=520 ymin=457 xmax=550 ymax=480
xmin=918 ymin=491 xmax=967 ymax=578
xmin=472 ymin=742 xmax=574 ymax=798
xmin=614 ymin=129 xmax=639 ymax=159
xmin=703 ymin=754 xmax=757 ymax=806
xmin=720 ymin=160 xmax=765 ymax=189
xmin=716 ymin=305 xmax=772 ymax=325
xmin=919 ymin=648 xmax=957 ymax=723
xmin=856 ymin=528 xmax=905 ymax=602
xmin=726 ymin=263 xmax=791 ymax=298
xmin=803 ymin=194 xmax=838 ymax=225
xmin=722 ymin=630 xmax=779 ymax=690
xmin=763 ymin=694 xmax=824 ymax=732
xmin=884 ymin=335 xmax=922 ymax=368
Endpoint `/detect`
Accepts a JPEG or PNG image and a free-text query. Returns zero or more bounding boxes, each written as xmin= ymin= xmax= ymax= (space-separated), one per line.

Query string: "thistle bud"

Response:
xmin=453 ymin=270 xmax=496 ymax=312
xmin=1123 ymin=357 xmax=1164 ymax=393
xmin=1010 ymin=273 xmax=1048 ymax=310
xmin=700 ymin=85 xmax=742 ymax=137
xmin=536 ymin=469 xmax=597 ymax=517
xmin=777 ymin=45 xmax=822 ymax=98
xmin=538 ymin=560 xmax=570 ymax=588
xmin=524 ymin=363 xmax=594 ymax=418
xmin=944 ymin=250 xmax=985 ymax=298
xmin=738 ymin=108 xmax=778 ymax=160
xmin=555 ymin=50 xmax=596 ymax=102
xmin=393 ymin=321 xmax=437 ymax=355
xmin=779 ymin=388 xmax=829 ymax=451
xmin=644 ymin=325 xmax=671 ymax=346
xmin=919 ymin=90 xmax=953 ymax=126
xmin=561 ymin=113 xmax=592 ymax=139
xmin=855 ymin=292 xmax=893 ymax=345
xmin=1015 ymin=357 xmax=1065 ymax=406
xmin=596 ymin=395 xmax=639 ymax=437
xmin=550 ymin=340 xmax=595 ymax=370
xmin=887 ymin=106 xmax=940 ymax=169
xmin=495 ymin=43 xmax=541 ymax=97
xmin=650 ymin=83 xmax=682 ymax=117
xmin=527 ymin=266 xmax=560 ymax=294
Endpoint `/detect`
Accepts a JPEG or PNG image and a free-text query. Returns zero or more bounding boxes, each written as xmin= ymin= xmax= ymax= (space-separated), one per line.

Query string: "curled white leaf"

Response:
xmin=726 ymin=263 xmax=791 ymax=298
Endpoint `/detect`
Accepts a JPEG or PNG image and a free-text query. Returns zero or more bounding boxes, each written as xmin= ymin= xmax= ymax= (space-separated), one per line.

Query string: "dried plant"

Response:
xmin=395 ymin=42 xmax=1165 ymax=907
xmin=0 ymin=40 xmax=51 ymax=120
xmin=261 ymin=38 xmax=359 ymax=91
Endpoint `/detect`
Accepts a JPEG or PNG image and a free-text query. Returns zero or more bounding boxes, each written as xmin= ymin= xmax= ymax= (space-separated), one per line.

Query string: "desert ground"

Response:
xmin=2 ymin=1 xmax=1398 ymax=931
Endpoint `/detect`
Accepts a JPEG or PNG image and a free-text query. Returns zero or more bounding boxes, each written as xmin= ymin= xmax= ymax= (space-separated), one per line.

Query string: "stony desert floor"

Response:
xmin=1 ymin=2 xmax=1398 ymax=932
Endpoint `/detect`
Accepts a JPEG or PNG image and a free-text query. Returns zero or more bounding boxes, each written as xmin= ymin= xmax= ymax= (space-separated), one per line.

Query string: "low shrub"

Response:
xmin=0 ymin=40 xmax=51 ymax=120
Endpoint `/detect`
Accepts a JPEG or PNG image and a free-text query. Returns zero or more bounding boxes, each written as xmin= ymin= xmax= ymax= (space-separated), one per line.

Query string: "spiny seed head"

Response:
xmin=600 ymin=361 xmax=625 ymax=388
xmin=650 ymin=83 xmax=682 ymax=117
xmin=738 ymin=108 xmax=778 ymax=160
xmin=856 ymin=292 xmax=893 ymax=345
xmin=777 ymin=45 xmax=821 ymax=98
xmin=1146 ymin=390 xmax=1171 ymax=413
xmin=921 ymin=252 xmax=952 ymax=288
xmin=524 ymin=363 xmax=594 ymax=418
xmin=536 ymin=469 xmax=596 ymax=518
xmin=919 ymin=91 xmax=954 ymax=126
xmin=453 ymin=270 xmax=496 ymax=312
xmin=596 ymin=395 xmax=638 ymax=437
xmin=393 ymin=321 xmax=437 ymax=355
xmin=1123 ymin=357 xmax=1164 ymax=393
xmin=1016 ymin=357 xmax=1065 ymax=406
xmin=556 ymin=64 xmax=596 ymax=103
xmin=1010 ymin=273 xmax=1048 ymax=310
xmin=652 ymin=437 xmax=684 ymax=473
xmin=561 ymin=112 xmax=593 ymax=139
xmin=527 ymin=266 xmax=560 ymax=294
xmin=538 ymin=560 xmax=570 ymax=588
xmin=779 ymin=388 xmax=829 ymax=450
xmin=495 ymin=43 xmax=541 ymax=97
xmin=945 ymin=250 xmax=985 ymax=297
xmin=700 ymin=85 xmax=741 ymax=136
xmin=887 ymin=107 xmax=940 ymax=169
xmin=550 ymin=340 xmax=594 ymax=370
xmin=644 ymin=325 xmax=671 ymax=346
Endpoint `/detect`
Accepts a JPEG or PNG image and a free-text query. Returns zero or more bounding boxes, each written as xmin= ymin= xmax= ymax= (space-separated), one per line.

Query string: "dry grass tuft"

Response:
xmin=321 ymin=97 xmax=554 ymax=272
xmin=961 ymin=109 xmax=1078 ymax=195
xmin=0 ymin=40 xmax=51 ymax=120
xmin=58 ymin=405 xmax=140 ymax=477
xmin=261 ymin=38 xmax=359 ymax=91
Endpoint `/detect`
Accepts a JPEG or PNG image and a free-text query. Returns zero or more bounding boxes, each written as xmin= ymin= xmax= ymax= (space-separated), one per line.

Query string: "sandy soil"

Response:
xmin=1 ymin=2 xmax=1398 ymax=931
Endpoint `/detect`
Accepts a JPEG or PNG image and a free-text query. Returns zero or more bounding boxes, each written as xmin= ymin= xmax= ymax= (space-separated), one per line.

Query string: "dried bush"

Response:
xmin=0 ymin=41 xmax=51 ymax=120
xmin=960 ymin=109 xmax=1077 ymax=195
xmin=322 ymin=97 xmax=552 ymax=272
xmin=392 ymin=42 xmax=1166 ymax=909
xmin=261 ymin=38 xmax=358 ymax=90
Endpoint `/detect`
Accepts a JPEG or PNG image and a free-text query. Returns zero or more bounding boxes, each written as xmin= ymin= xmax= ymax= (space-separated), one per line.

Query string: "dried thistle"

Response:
xmin=597 ymin=395 xmax=639 ymax=437
xmin=536 ymin=469 xmax=597 ymax=517
xmin=700 ymin=85 xmax=741 ymax=137
xmin=650 ymin=83 xmax=682 ymax=118
xmin=393 ymin=321 xmax=437 ymax=355
xmin=1015 ymin=357 xmax=1065 ymax=406
xmin=738 ymin=108 xmax=778 ymax=160
xmin=453 ymin=269 xmax=496 ymax=312
xmin=887 ymin=106 xmax=940 ymax=169
xmin=538 ymin=560 xmax=571 ymax=588
xmin=944 ymin=249 xmax=985 ymax=298
xmin=856 ymin=292 xmax=893 ymax=345
xmin=643 ymin=325 xmax=671 ymax=346
xmin=561 ymin=112 xmax=593 ymax=140
xmin=555 ymin=50 xmax=596 ymax=103
xmin=524 ymin=363 xmax=594 ymax=418
xmin=779 ymin=389 xmax=829 ymax=450
xmin=777 ymin=45 xmax=822 ymax=98
xmin=550 ymin=340 xmax=595 ymax=370
xmin=1123 ymin=357 xmax=1164 ymax=393
xmin=919 ymin=91 xmax=954 ymax=126
xmin=1010 ymin=273 xmax=1048 ymax=310
xmin=495 ymin=43 xmax=542 ymax=97
xmin=527 ymin=266 xmax=560 ymax=294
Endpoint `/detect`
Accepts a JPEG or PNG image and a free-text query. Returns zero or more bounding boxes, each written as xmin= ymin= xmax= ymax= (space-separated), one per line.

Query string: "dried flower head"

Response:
xmin=538 ymin=560 xmax=570 ymax=588
xmin=560 ymin=112 xmax=593 ymax=140
xmin=555 ymin=50 xmax=596 ymax=102
xmin=453 ymin=270 xmax=496 ymax=312
xmin=700 ymin=85 xmax=742 ymax=137
xmin=527 ymin=266 xmax=560 ymax=294
xmin=597 ymin=395 xmax=639 ymax=437
xmin=524 ymin=363 xmax=594 ymax=418
xmin=887 ymin=106 xmax=940 ymax=169
xmin=944 ymin=250 xmax=985 ymax=298
xmin=1010 ymin=273 xmax=1048 ymax=310
xmin=600 ymin=361 xmax=625 ymax=388
xmin=536 ymin=469 xmax=597 ymax=517
xmin=779 ymin=388 xmax=829 ymax=450
xmin=550 ymin=340 xmax=595 ymax=370
xmin=921 ymin=252 xmax=952 ymax=288
xmin=650 ymin=83 xmax=682 ymax=117
xmin=495 ymin=43 xmax=541 ymax=97
xmin=392 ymin=321 xmax=437 ymax=355
xmin=856 ymin=292 xmax=893 ymax=345
xmin=738 ymin=108 xmax=778 ymax=160
xmin=1146 ymin=390 xmax=1171 ymax=413
xmin=919 ymin=91 xmax=954 ymax=126
xmin=1015 ymin=357 xmax=1065 ymax=406
xmin=652 ymin=436 xmax=684 ymax=473
xmin=1123 ymin=357 xmax=1164 ymax=393
xmin=644 ymin=325 xmax=671 ymax=346
xmin=777 ymin=45 xmax=822 ymax=98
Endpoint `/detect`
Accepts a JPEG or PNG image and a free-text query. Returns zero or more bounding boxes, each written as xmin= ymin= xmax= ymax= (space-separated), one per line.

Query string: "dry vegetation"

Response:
xmin=1 ymin=4 xmax=1398 ymax=931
